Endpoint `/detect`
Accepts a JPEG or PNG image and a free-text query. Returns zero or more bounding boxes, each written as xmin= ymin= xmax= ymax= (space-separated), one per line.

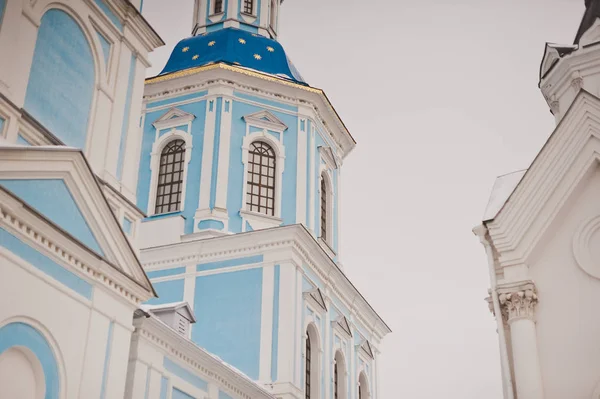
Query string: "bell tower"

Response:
xmin=192 ymin=0 xmax=282 ymax=39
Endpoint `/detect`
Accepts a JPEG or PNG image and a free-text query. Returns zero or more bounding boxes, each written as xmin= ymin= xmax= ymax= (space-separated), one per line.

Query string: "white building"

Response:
xmin=0 ymin=0 xmax=391 ymax=399
xmin=474 ymin=1 xmax=600 ymax=398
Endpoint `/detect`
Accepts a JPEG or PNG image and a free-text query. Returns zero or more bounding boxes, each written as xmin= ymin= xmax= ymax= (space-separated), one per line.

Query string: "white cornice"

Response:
xmin=0 ymin=146 xmax=155 ymax=295
xmin=135 ymin=315 xmax=275 ymax=399
xmin=140 ymin=224 xmax=392 ymax=340
xmin=487 ymin=91 xmax=600 ymax=268
xmin=144 ymin=67 xmax=356 ymax=158
xmin=0 ymin=188 xmax=151 ymax=305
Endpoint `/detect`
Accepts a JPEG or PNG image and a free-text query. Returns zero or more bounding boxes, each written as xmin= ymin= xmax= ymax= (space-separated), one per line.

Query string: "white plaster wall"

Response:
xmin=528 ymin=165 xmax=600 ymax=398
xmin=0 ymin=247 xmax=136 ymax=399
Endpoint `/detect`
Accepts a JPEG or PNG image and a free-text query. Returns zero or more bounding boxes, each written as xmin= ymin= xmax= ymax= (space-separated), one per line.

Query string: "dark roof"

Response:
xmin=575 ymin=0 xmax=600 ymax=44
xmin=158 ymin=28 xmax=306 ymax=85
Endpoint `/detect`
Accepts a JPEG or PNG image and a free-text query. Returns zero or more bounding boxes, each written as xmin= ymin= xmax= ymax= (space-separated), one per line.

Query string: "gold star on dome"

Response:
xmin=266 ymin=46 xmax=274 ymax=52
xmin=208 ymin=41 xmax=216 ymax=46
xmin=182 ymin=46 xmax=189 ymax=52
xmin=192 ymin=54 xmax=199 ymax=60
xmin=238 ymin=38 xmax=246 ymax=44
xmin=253 ymin=54 xmax=262 ymax=60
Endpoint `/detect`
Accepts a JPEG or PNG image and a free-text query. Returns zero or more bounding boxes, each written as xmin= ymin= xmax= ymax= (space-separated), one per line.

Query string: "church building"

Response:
xmin=474 ymin=1 xmax=600 ymax=398
xmin=0 ymin=0 xmax=391 ymax=399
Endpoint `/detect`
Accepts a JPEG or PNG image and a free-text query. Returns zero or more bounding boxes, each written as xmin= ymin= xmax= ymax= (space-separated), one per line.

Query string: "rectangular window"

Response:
xmin=214 ymin=0 xmax=223 ymax=14
xmin=243 ymin=0 xmax=254 ymax=14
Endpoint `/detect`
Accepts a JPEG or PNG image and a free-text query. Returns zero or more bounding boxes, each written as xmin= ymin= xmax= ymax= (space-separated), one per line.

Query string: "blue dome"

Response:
xmin=158 ymin=28 xmax=307 ymax=85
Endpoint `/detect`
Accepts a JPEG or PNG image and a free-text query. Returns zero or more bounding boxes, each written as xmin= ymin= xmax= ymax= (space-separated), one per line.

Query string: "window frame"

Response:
xmin=333 ymin=350 xmax=347 ymax=399
xmin=246 ymin=141 xmax=276 ymax=216
xmin=242 ymin=0 xmax=255 ymax=15
xmin=304 ymin=323 xmax=320 ymax=399
xmin=270 ymin=0 xmax=277 ymax=30
xmin=147 ymin=130 xmax=193 ymax=216
xmin=240 ymin=129 xmax=285 ymax=229
xmin=213 ymin=0 xmax=224 ymax=14
xmin=154 ymin=139 xmax=186 ymax=215
xmin=319 ymin=170 xmax=334 ymax=245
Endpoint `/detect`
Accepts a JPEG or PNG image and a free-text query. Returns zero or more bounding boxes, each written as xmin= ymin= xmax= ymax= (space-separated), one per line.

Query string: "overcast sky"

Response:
xmin=142 ymin=1 xmax=585 ymax=397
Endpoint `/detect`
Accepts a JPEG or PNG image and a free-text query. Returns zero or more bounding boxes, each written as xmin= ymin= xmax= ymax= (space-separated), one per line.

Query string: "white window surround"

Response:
xmin=303 ymin=321 xmax=322 ymax=399
xmin=147 ymin=130 xmax=193 ymax=216
xmin=358 ymin=371 xmax=371 ymax=399
xmin=241 ymin=131 xmax=285 ymax=230
xmin=318 ymin=169 xmax=335 ymax=253
xmin=334 ymin=350 xmax=349 ymax=399
xmin=209 ymin=0 xmax=225 ymax=21
xmin=240 ymin=0 xmax=258 ymax=21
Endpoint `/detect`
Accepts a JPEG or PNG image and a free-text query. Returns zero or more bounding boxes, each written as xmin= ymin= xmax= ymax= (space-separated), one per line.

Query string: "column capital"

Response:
xmin=497 ymin=281 xmax=538 ymax=323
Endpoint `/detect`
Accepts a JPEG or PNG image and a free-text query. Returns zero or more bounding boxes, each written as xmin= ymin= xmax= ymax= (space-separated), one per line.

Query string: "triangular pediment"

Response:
xmin=334 ymin=316 xmax=352 ymax=337
xmin=303 ymin=287 xmax=327 ymax=311
xmin=0 ymin=146 xmax=154 ymax=295
xmin=318 ymin=145 xmax=339 ymax=170
xmin=152 ymin=107 xmax=195 ymax=130
xmin=539 ymin=43 xmax=577 ymax=80
xmin=243 ymin=110 xmax=288 ymax=132
xmin=487 ymin=91 xmax=600 ymax=261
xmin=359 ymin=340 xmax=374 ymax=359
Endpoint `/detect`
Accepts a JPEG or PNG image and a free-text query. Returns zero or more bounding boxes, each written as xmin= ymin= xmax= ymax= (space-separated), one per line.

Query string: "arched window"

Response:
xmin=305 ymin=325 xmax=319 ymax=399
xmin=243 ymin=0 xmax=254 ymax=14
xmin=334 ymin=351 xmax=347 ymax=399
xmin=320 ymin=174 xmax=328 ymax=240
xmin=155 ymin=140 xmax=186 ymax=214
xmin=246 ymin=141 xmax=276 ymax=216
xmin=214 ymin=0 xmax=223 ymax=14
xmin=358 ymin=372 xmax=369 ymax=399
xmin=305 ymin=333 xmax=311 ymax=399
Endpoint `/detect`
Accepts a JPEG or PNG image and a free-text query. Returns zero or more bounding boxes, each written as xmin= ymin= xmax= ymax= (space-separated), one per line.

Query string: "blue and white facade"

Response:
xmin=0 ymin=1 xmax=391 ymax=399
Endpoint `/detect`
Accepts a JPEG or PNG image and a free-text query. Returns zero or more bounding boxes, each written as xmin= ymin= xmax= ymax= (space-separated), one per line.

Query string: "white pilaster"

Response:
xmin=259 ymin=265 xmax=275 ymax=382
xmin=121 ymin=57 xmax=148 ymax=200
xmin=276 ymin=262 xmax=298 ymax=384
xmin=308 ymin=124 xmax=315 ymax=232
xmin=296 ymin=117 xmax=308 ymax=225
xmin=499 ymin=283 xmax=544 ymax=399
xmin=104 ymin=43 xmax=134 ymax=183
xmin=214 ymin=93 xmax=233 ymax=212
xmin=195 ymin=96 xmax=218 ymax=222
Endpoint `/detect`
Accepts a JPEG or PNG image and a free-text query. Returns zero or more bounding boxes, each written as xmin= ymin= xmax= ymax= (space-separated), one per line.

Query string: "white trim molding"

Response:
xmin=241 ymin=125 xmax=286 ymax=230
xmin=147 ymin=128 xmax=193 ymax=216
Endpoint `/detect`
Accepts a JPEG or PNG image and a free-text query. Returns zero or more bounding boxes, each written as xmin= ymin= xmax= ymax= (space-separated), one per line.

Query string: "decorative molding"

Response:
xmin=303 ymin=288 xmax=327 ymax=311
xmin=135 ymin=316 xmax=274 ymax=399
xmin=144 ymin=66 xmax=355 ymax=158
xmin=139 ymin=225 xmax=391 ymax=339
xmin=332 ymin=316 xmax=352 ymax=338
xmin=152 ymin=107 xmax=196 ymax=131
xmin=572 ymin=214 xmax=600 ymax=279
xmin=243 ymin=110 xmax=288 ymax=132
xmin=498 ymin=282 xmax=538 ymax=323
xmin=0 ymin=196 xmax=146 ymax=305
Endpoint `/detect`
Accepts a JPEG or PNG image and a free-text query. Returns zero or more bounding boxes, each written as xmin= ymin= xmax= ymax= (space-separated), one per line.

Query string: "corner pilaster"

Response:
xmin=497 ymin=281 xmax=544 ymax=399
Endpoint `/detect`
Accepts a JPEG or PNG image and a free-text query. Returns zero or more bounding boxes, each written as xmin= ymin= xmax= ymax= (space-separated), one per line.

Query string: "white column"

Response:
xmin=499 ymin=283 xmax=544 ymax=399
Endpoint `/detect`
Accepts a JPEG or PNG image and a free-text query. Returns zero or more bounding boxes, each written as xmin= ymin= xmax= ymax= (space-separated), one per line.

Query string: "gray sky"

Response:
xmin=142 ymin=1 xmax=584 ymax=397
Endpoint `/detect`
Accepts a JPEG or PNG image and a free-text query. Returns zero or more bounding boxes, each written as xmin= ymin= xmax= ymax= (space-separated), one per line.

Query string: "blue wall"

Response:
xmin=192 ymin=268 xmax=263 ymax=379
xmin=24 ymin=9 xmax=95 ymax=149
xmin=145 ymin=279 xmax=184 ymax=305
xmin=0 ymin=322 xmax=60 ymax=399
xmin=0 ymin=179 xmax=104 ymax=256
